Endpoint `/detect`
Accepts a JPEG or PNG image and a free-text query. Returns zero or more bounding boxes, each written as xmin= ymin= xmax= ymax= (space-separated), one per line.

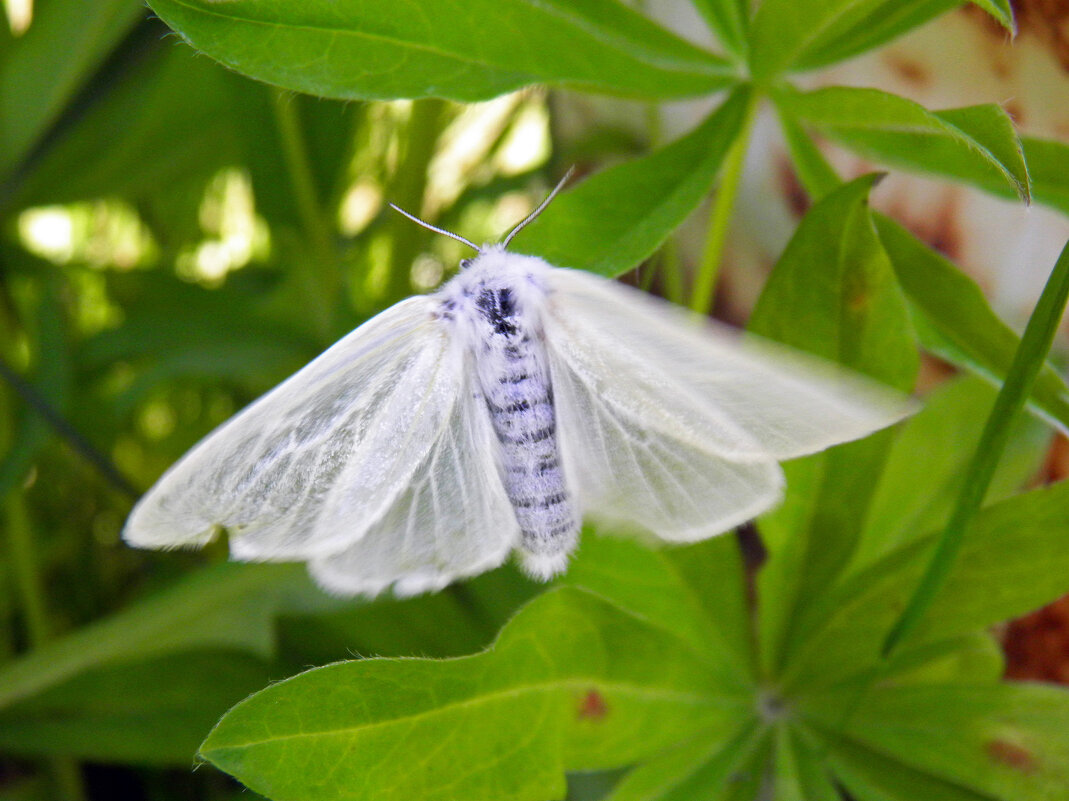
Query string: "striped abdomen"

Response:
xmin=473 ymin=286 xmax=577 ymax=564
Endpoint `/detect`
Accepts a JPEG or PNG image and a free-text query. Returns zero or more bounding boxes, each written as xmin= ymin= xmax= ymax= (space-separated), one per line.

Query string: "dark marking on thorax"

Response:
xmin=475 ymin=287 xmax=518 ymax=335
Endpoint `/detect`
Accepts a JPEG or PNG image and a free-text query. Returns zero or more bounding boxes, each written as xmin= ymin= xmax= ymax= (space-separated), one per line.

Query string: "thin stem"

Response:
xmin=4 ymin=495 xmax=88 ymax=801
xmin=0 ymin=357 xmax=138 ymax=499
xmin=384 ymin=99 xmax=448 ymax=300
xmin=5 ymin=495 xmax=49 ymax=646
xmin=689 ymin=92 xmax=760 ymax=316
xmin=883 ymin=238 xmax=1069 ymax=655
xmin=659 ymin=237 xmax=686 ymax=305
xmin=270 ymin=88 xmax=339 ymax=335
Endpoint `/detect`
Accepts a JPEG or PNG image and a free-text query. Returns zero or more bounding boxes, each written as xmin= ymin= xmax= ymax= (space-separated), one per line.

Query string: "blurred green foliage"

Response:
xmin=1 ymin=1 xmax=1069 ymax=800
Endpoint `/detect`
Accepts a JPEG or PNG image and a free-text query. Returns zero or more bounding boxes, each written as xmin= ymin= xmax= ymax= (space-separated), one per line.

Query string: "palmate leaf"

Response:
xmin=748 ymin=0 xmax=1011 ymax=81
xmin=749 ymin=174 xmax=918 ymax=678
xmin=774 ymin=87 xmax=1029 ymax=201
xmin=0 ymin=0 xmax=145 ymax=184
xmin=854 ymin=375 xmax=1050 ymax=567
xmin=144 ymin=0 xmax=734 ymax=102
xmin=0 ymin=650 xmax=272 ymax=765
xmin=513 ymin=88 xmax=750 ymax=278
xmin=776 ymin=101 xmax=1069 ymax=433
xmin=199 ymin=587 xmax=737 ymax=801
xmin=0 ymin=563 xmax=328 ymax=713
xmin=779 ymin=479 xmax=1069 ymax=693
xmin=806 ymin=683 xmax=1069 ymax=801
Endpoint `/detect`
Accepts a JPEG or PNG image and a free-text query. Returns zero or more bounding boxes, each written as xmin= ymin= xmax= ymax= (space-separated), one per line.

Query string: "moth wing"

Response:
xmin=546 ymin=267 xmax=915 ymax=461
xmin=309 ymin=372 xmax=519 ymax=597
xmin=124 ymin=296 xmax=460 ymax=560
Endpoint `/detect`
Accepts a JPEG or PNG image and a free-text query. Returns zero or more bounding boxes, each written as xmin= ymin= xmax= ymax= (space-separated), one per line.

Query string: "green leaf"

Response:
xmin=968 ymin=0 xmax=1015 ymax=32
xmin=749 ymin=0 xmax=960 ymax=80
xmin=775 ymin=105 xmax=842 ymax=199
xmin=855 ymin=375 xmax=1050 ymax=568
xmin=278 ymin=565 xmax=540 ymax=664
xmin=0 ymin=562 xmax=330 ymax=712
xmin=514 ymin=87 xmax=750 ymax=277
xmin=781 ymin=480 xmax=1069 ymax=691
xmin=916 ymin=478 xmax=1069 ymax=646
xmin=564 ymin=533 xmax=754 ymax=692
xmin=0 ymin=0 xmax=145 ymax=182
xmin=886 ymin=234 xmax=1069 ymax=653
xmin=690 ymin=0 xmax=749 ymax=60
xmin=777 ymin=100 xmax=1069 ymax=433
xmin=966 ymin=135 xmax=1069 ymax=216
xmin=773 ymin=724 xmax=840 ymax=801
xmin=883 ymin=632 xmax=1004 ymax=687
xmin=0 ymin=650 xmax=270 ymax=764
xmin=6 ymin=42 xmax=246 ymax=213
xmin=145 ymin=0 xmax=734 ymax=102
xmin=750 ymin=174 xmax=918 ymax=677
xmin=814 ymin=683 xmax=1069 ymax=800
xmin=0 ymin=271 xmax=70 ymax=498
xmin=200 ymin=588 xmax=731 ymax=801
xmin=1022 ymin=136 xmax=1069 ymax=216
xmin=605 ymin=722 xmax=769 ymax=801
xmin=876 ymin=216 xmax=1069 ymax=433
xmin=777 ymin=109 xmax=1069 ymax=434
xmin=828 ymin=736 xmax=995 ymax=801
xmin=774 ymin=87 xmax=1029 ymax=201
xmin=80 ymin=271 xmax=319 ymax=412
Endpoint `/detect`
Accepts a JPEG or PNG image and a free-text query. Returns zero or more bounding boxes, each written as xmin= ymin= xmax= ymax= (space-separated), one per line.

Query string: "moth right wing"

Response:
xmin=548 ymin=341 xmax=785 ymax=543
xmin=543 ymin=267 xmax=914 ymax=543
xmin=546 ymin=267 xmax=916 ymax=461
xmin=123 ymin=296 xmax=462 ymax=561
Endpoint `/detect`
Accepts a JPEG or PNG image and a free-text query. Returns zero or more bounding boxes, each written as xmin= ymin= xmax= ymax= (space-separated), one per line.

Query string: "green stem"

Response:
xmin=384 ymin=99 xmax=448 ymax=301
xmin=689 ymin=92 xmax=760 ymax=315
xmin=6 ymin=495 xmax=49 ymax=646
xmin=5 ymin=495 xmax=88 ymax=801
xmin=270 ymin=88 xmax=338 ymax=335
xmin=659 ymin=237 xmax=686 ymax=305
xmin=883 ymin=238 xmax=1069 ymax=655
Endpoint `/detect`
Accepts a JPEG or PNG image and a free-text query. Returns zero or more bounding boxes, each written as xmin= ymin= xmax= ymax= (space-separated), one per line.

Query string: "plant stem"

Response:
xmin=4 ymin=494 xmax=88 ymax=801
xmin=271 ymin=88 xmax=339 ymax=336
xmin=689 ymin=91 xmax=760 ymax=316
xmin=5 ymin=495 xmax=48 ymax=646
xmin=385 ymin=99 xmax=448 ymax=301
xmin=882 ymin=238 xmax=1069 ymax=655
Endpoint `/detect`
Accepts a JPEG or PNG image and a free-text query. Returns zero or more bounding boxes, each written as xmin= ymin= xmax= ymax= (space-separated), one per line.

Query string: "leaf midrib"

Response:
xmin=159 ymin=0 xmax=720 ymax=77
xmin=204 ymin=677 xmax=726 ymax=751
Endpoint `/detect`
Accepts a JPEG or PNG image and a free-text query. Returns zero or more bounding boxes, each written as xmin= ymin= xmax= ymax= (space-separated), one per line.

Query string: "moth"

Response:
xmin=124 ymin=173 xmax=915 ymax=596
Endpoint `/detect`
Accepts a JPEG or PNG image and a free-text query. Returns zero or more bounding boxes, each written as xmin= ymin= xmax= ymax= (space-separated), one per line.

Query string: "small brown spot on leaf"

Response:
xmin=577 ymin=689 xmax=608 ymax=720
xmin=986 ymin=739 xmax=1039 ymax=774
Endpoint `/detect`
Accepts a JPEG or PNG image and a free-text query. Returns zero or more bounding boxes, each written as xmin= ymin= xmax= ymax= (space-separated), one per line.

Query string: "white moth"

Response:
xmin=124 ymin=174 xmax=915 ymax=597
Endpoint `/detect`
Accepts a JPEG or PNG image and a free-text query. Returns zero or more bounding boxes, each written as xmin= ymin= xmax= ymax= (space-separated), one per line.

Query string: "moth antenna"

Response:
xmin=501 ymin=166 xmax=575 ymax=250
xmin=388 ymin=203 xmax=481 ymax=253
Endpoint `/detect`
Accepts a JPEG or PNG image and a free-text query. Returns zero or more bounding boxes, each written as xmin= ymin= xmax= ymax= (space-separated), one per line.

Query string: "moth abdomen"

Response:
xmin=464 ymin=275 xmax=578 ymax=575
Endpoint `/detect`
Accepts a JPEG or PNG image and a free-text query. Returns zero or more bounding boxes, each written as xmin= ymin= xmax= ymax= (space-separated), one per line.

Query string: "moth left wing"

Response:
xmin=309 ymin=371 xmax=520 ymax=597
xmin=124 ymin=297 xmax=462 ymax=561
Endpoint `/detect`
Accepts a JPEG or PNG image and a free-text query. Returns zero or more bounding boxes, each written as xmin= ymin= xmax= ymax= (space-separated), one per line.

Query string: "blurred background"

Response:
xmin=1 ymin=0 xmax=1068 ymax=798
